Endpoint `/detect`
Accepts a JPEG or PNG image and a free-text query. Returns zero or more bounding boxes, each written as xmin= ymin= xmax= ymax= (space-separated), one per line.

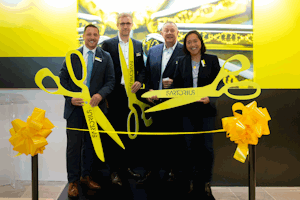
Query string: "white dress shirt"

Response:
xmin=118 ymin=35 xmax=129 ymax=85
xmin=82 ymin=45 xmax=96 ymax=86
xmin=159 ymin=41 xmax=178 ymax=89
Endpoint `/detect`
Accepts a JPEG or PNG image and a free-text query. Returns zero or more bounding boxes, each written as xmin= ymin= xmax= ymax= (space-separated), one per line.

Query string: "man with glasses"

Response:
xmin=101 ymin=12 xmax=146 ymax=186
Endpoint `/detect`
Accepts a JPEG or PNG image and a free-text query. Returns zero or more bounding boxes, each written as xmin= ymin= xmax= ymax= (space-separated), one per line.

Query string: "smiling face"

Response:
xmin=161 ymin=23 xmax=179 ymax=48
xmin=186 ymin=33 xmax=202 ymax=56
xmin=117 ymin=16 xmax=133 ymax=38
xmin=83 ymin=26 xmax=100 ymax=50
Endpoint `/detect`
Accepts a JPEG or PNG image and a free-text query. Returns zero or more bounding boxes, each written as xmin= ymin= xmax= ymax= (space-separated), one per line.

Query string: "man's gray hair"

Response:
xmin=161 ymin=21 xmax=178 ymax=31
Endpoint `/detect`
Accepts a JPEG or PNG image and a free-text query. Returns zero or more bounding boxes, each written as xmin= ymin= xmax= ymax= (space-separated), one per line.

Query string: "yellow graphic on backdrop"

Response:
xmin=0 ymin=0 xmax=77 ymax=57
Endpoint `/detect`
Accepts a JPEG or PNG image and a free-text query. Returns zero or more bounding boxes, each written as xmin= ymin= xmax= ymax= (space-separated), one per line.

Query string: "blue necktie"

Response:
xmin=86 ymin=51 xmax=94 ymax=88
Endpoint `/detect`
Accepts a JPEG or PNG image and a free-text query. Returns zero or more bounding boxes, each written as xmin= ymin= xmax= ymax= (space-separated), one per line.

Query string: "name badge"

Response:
xmin=201 ymin=59 xmax=206 ymax=67
xmin=95 ymin=57 xmax=102 ymax=62
xmin=136 ymin=52 xmax=141 ymax=57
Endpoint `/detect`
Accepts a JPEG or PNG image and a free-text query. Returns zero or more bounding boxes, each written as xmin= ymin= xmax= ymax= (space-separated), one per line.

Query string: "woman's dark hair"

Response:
xmin=182 ymin=30 xmax=206 ymax=55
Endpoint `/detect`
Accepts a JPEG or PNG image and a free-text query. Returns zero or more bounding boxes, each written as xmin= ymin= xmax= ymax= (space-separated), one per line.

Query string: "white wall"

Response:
xmin=0 ymin=89 xmax=67 ymax=182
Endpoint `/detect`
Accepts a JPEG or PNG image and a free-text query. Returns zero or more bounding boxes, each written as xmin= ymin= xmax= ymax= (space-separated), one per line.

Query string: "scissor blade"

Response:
xmin=142 ymin=90 xmax=166 ymax=98
xmin=94 ymin=107 xmax=125 ymax=149
xmin=145 ymin=96 xmax=200 ymax=113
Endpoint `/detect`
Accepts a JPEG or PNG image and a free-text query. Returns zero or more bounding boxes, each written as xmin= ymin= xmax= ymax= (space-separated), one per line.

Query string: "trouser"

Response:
xmin=66 ymin=107 xmax=98 ymax=183
xmin=182 ymin=116 xmax=215 ymax=183
xmin=143 ymin=108 xmax=183 ymax=176
xmin=106 ymin=86 xmax=138 ymax=172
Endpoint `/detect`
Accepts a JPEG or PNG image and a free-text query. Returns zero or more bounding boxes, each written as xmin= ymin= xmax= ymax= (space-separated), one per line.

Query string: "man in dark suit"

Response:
xmin=140 ymin=22 xmax=185 ymax=184
xmin=101 ymin=13 xmax=146 ymax=185
xmin=59 ymin=24 xmax=115 ymax=198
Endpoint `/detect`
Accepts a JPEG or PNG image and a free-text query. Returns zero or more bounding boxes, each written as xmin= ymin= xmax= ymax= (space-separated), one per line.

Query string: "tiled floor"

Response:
xmin=0 ymin=181 xmax=66 ymax=200
xmin=1 ymin=181 xmax=299 ymax=200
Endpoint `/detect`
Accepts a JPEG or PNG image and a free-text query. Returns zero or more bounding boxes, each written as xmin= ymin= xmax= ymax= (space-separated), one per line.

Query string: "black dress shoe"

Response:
xmin=127 ymin=168 xmax=141 ymax=178
xmin=111 ymin=172 xmax=122 ymax=186
xmin=204 ymin=182 xmax=215 ymax=200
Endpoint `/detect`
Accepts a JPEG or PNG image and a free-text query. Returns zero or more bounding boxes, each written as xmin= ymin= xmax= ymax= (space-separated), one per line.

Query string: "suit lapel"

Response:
xmin=186 ymin=55 xmax=193 ymax=87
xmin=162 ymin=43 xmax=181 ymax=77
xmin=90 ymin=47 xmax=102 ymax=82
xmin=77 ymin=47 xmax=84 ymax=80
xmin=114 ymin=36 xmax=120 ymax=54
xmin=157 ymin=44 xmax=164 ymax=77
xmin=197 ymin=54 xmax=206 ymax=87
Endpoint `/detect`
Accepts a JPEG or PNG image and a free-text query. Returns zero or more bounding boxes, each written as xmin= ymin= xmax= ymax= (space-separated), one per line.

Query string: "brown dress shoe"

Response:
xmin=80 ymin=176 xmax=101 ymax=190
xmin=111 ymin=172 xmax=122 ymax=186
xmin=68 ymin=181 xmax=79 ymax=198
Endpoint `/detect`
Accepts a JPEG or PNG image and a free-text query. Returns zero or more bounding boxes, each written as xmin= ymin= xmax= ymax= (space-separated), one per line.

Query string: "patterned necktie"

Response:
xmin=86 ymin=50 xmax=94 ymax=88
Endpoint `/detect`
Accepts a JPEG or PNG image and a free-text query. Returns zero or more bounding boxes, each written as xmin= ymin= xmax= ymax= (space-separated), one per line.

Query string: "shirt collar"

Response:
xmin=118 ymin=33 xmax=130 ymax=44
xmin=83 ymin=45 xmax=96 ymax=55
xmin=163 ymin=41 xmax=178 ymax=51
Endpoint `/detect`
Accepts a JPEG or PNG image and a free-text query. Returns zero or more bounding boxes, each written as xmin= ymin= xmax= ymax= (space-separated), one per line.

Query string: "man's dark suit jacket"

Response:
xmin=173 ymin=53 xmax=221 ymax=117
xmin=59 ymin=47 xmax=115 ymax=120
xmin=101 ymin=36 xmax=146 ymax=89
xmin=145 ymin=42 xmax=184 ymax=91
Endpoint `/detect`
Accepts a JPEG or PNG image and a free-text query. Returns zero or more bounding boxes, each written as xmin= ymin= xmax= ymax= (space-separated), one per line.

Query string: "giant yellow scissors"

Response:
xmin=35 ymin=50 xmax=125 ymax=162
xmin=119 ymin=39 xmax=153 ymax=139
xmin=142 ymin=54 xmax=261 ymax=112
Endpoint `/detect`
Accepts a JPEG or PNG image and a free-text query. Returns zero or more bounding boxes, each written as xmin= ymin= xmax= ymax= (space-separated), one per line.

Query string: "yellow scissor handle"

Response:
xmin=138 ymin=102 xmax=153 ymax=127
xmin=127 ymin=110 xmax=139 ymax=139
xmin=221 ymin=81 xmax=261 ymax=100
xmin=65 ymin=50 xmax=87 ymax=87
xmin=35 ymin=68 xmax=83 ymax=98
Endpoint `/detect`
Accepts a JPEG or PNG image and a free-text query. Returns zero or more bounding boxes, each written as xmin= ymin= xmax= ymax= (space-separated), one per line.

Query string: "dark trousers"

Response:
xmin=106 ymin=86 xmax=137 ymax=172
xmin=144 ymin=107 xmax=183 ymax=176
xmin=66 ymin=107 xmax=98 ymax=183
xmin=182 ymin=116 xmax=215 ymax=183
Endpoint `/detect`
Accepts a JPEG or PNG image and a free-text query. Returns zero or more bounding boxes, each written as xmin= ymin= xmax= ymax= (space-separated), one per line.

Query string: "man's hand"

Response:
xmin=71 ymin=98 xmax=84 ymax=106
xmin=196 ymin=96 xmax=210 ymax=104
xmin=131 ymin=81 xmax=142 ymax=93
xmin=162 ymin=78 xmax=173 ymax=89
xmin=146 ymin=89 xmax=159 ymax=104
xmin=90 ymin=93 xmax=103 ymax=107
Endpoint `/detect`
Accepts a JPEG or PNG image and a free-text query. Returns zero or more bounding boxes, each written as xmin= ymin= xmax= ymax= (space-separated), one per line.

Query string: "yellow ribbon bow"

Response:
xmin=9 ymin=107 xmax=55 ymax=156
xmin=222 ymin=101 xmax=271 ymax=163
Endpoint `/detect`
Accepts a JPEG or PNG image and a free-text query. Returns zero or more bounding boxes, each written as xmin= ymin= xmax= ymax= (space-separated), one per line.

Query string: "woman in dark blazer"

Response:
xmin=173 ymin=30 xmax=221 ymax=200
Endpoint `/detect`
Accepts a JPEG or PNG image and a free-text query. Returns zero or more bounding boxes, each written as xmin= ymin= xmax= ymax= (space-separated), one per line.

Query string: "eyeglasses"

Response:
xmin=119 ymin=22 xmax=132 ymax=26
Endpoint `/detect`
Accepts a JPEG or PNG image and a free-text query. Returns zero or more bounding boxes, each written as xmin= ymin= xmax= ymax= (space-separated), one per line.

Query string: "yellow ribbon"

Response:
xmin=119 ymin=39 xmax=152 ymax=139
xmin=9 ymin=107 xmax=54 ymax=156
xmin=222 ymin=101 xmax=271 ymax=163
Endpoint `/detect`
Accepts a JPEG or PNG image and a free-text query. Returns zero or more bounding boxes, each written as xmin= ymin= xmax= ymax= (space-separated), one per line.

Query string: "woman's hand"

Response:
xmin=196 ymin=96 xmax=210 ymax=104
